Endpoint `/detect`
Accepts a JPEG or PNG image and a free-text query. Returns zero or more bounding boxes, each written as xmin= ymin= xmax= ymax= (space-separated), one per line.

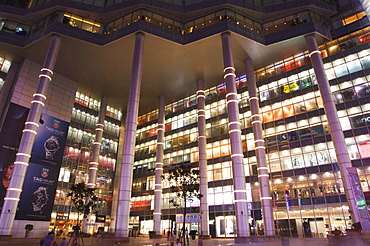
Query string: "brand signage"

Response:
xmin=96 ymin=215 xmax=106 ymax=223
xmin=279 ymin=60 xmax=302 ymax=73
xmin=0 ymin=103 xmax=69 ymax=221
xmin=359 ymin=33 xmax=370 ymax=44
xmin=130 ymin=200 xmax=151 ymax=211
xmin=350 ymin=113 xmax=370 ymax=128
xmin=176 ymin=213 xmax=200 ymax=223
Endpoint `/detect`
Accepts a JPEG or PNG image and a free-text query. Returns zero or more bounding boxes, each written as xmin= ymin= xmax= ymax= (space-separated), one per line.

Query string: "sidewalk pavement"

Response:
xmin=0 ymin=236 xmax=329 ymax=246
xmin=0 ymin=236 xmax=233 ymax=246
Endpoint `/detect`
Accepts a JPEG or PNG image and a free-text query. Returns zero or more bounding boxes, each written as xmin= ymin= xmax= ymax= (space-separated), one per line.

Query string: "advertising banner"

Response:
xmin=0 ymin=103 xmax=69 ymax=221
xmin=29 ymin=113 xmax=69 ymax=167
xmin=130 ymin=200 xmax=151 ymax=211
xmin=15 ymin=162 xmax=59 ymax=220
xmin=16 ymin=113 xmax=69 ymax=221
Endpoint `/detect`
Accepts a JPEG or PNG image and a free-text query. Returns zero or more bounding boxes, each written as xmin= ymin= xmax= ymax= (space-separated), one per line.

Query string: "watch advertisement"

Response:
xmin=0 ymin=103 xmax=69 ymax=221
xmin=16 ymin=113 xmax=69 ymax=220
xmin=29 ymin=113 xmax=69 ymax=167
xmin=15 ymin=163 xmax=58 ymax=220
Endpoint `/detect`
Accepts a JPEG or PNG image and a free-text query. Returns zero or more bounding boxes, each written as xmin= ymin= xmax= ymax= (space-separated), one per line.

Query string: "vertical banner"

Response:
xmin=16 ymin=162 xmax=60 ymax=220
xmin=347 ymin=167 xmax=370 ymax=231
xmin=16 ymin=113 xmax=69 ymax=220
xmin=0 ymin=102 xmax=69 ymax=220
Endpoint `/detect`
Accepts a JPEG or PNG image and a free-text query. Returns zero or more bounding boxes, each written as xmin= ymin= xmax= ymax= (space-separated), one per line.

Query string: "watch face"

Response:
xmin=44 ymin=136 xmax=60 ymax=160
xmin=31 ymin=186 xmax=49 ymax=213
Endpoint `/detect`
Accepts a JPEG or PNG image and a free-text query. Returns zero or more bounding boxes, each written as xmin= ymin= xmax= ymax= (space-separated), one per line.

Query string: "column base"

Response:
xmin=152 ymin=234 xmax=163 ymax=239
xmin=235 ymin=235 xmax=281 ymax=245
xmin=199 ymin=235 xmax=211 ymax=240
xmin=0 ymin=235 xmax=12 ymax=241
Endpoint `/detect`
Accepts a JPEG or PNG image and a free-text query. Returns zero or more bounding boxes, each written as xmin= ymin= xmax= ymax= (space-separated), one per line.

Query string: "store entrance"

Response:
xmin=175 ymin=213 xmax=200 ymax=238
xmin=175 ymin=222 xmax=199 ymax=237
xmin=215 ymin=215 xmax=236 ymax=237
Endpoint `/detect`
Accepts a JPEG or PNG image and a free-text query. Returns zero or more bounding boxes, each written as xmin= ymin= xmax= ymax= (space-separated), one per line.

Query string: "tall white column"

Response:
xmin=245 ymin=58 xmax=274 ymax=236
xmin=0 ymin=35 xmax=61 ymax=235
xmin=83 ymin=96 xmax=107 ymax=232
xmin=116 ymin=32 xmax=145 ymax=238
xmin=305 ymin=34 xmax=370 ymax=231
xmin=87 ymin=96 xmax=107 ymax=189
xmin=109 ymin=117 xmax=126 ymax=233
xmin=221 ymin=32 xmax=250 ymax=238
xmin=197 ymin=79 xmax=210 ymax=237
xmin=153 ymin=96 xmax=165 ymax=235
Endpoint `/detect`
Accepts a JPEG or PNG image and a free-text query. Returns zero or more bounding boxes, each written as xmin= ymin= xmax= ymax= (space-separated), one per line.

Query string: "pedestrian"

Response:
xmin=44 ymin=232 xmax=54 ymax=246
xmin=198 ymin=237 xmax=203 ymax=246
xmin=174 ymin=238 xmax=182 ymax=246
xmin=59 ymin=237 xmax=68 ymax=246
xmin=332 ymin=228 xmax=343 ymax=236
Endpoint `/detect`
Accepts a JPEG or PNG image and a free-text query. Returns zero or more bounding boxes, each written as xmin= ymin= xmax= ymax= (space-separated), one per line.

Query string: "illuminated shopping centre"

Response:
xmin=0 ymin=0 xmax=370 ymax=240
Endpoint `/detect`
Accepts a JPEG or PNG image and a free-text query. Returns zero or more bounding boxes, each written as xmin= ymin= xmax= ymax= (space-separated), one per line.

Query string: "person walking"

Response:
xmin=174 ymin=238 xmax=183 ymax=246
xmin=198 ymin=237 xmax=203 ymax=246
xmin=43 ymin=232 xmax=54 ymax=246
xmin=59 ymin=237 xmax=68 ymax=246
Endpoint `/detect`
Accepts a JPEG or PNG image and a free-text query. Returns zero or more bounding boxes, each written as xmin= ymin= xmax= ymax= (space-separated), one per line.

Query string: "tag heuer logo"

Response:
xmin=53 ymin=120 xmax=60 ymax=128
xmin=41 ymin=168 xmax=49 ymax=178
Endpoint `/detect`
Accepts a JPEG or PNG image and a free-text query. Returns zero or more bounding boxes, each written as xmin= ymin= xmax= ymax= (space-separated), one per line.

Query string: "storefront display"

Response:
xmin=215 ymin=216 xmax=236 ymax=237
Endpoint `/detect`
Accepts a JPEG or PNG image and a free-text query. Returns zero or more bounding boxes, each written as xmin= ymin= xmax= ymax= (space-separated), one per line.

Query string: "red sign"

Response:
xmin=279 ymin=60 xmax=302 ymax=73
xmin=359 ymin=33 xmax=370 ymax=44
xmin=131 ymin=200 xmax=151 ymax=211
xmin=359 ymin=142 xmax=370 ymax=158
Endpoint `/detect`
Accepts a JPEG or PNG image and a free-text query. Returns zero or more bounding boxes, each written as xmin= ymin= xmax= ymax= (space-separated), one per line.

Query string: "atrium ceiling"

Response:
xmin=0 ymin=31 xmax=324 ymax=115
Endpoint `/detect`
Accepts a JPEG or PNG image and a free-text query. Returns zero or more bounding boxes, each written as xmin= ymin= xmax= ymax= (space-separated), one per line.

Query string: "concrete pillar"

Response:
xmin=153 ymin=96 xmax=165 ymax=235
xmin=245 ymin=58 xmax=275 ymax=235
xmin=197 ymin=79 xmax=210 ymax=237
xmin=87 ymin=96 xmax=107 ymax=189
xmin=109 ymin=116 xmax=126 ymax=233
xmin=115 ymin=32 xmax=145 ymax=238
xmin=0 ymin=35 xmax=61 ymax=235
xmin=221 ymin=32 xmax=250 ymax=238
xmin=305 ymin=34 xmax=370 ymax=231
xmin=83 ymin=96 xmax=107 ymax=232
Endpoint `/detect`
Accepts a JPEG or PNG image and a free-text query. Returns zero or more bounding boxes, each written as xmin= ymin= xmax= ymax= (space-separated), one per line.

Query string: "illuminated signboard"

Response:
xmin=359 ymin=33 xmax=370 ymax=44
xmin=347 ymin=167 xmax=370 ymax=230
xmin=279 ymin=60 xmax=302 ymax=73
xmin=130 ymin=200 xmax=151 ymax=211
xmin=176 ymin=213 xmax=200 ymax=223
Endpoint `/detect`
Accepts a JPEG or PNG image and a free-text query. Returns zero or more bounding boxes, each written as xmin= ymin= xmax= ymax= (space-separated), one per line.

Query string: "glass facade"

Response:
xmin=0 ymin=7 xmax=328 ymax=39
xmin=1 ymin=0 xmax=370 ymax=240
xmin=51 ymin=93 xmax=120 ymax=234
xmin=0 ymin=56 xmax=11 ymax=92
xmin=131 ymin=26 xmax=370 ymax=237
